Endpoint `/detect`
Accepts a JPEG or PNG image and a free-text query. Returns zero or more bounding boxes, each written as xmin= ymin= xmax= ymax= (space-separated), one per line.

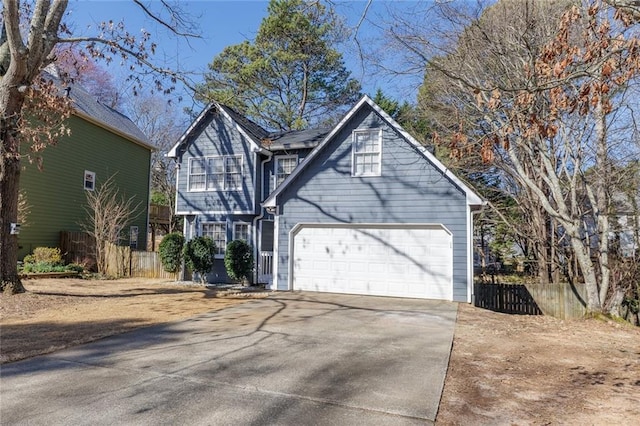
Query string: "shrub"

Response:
xmin=25 ymin=247 xmax=63 ymax=265
xmin=158 ymin=233 xmax=185 ymax=273
xmin=21 ymin=262 xmax=83 ymax=274
xmin=183 ymin=236 xmax=216 ymax=282
xmin=20 ymin=247 xmax=85 ymax=275
xmin=224 ymin=240 xmax=253 ymax=283
xmin=22 ymin=262 xmax=67 ymax=273
xmin=65 ymin=263 xmax=86 ymax=274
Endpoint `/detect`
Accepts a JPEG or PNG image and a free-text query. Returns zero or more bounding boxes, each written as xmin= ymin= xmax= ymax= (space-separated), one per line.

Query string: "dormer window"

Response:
xmin=352 ymin=129 xmax=382 ymax=177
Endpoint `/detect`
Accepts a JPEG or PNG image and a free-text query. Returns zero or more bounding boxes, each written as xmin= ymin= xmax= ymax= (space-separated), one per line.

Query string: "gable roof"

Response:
xmin=263 ymin=95 xmax=484 ymax=208
xmin=167 ymin=102 xmax=270 ymax=158
xmin=44 ymin=72 xmax=152 ymax=150
xmin=264 ymin=128 xmax=330 ymax=151
xmin=69 ymin=85 xmax=152 ymax=148
xmin=218 ymin=104 xmax=270 ymax=142
xmin=167 ymin=102 xmax=330 ymax=158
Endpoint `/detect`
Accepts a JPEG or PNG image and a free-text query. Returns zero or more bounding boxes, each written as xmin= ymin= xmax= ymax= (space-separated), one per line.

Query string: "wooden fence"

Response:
xmin=60 ymin=231 xmax=94 ymax=264
xmin=129 ymin=251 xmax=177 ymax=279
xmin=524 ymin=282 xmax=587 ymax=319
xmin=474 ymin=282 xmax=542 ymax=315
xmin=60 ymin=231 xmax=176 ymax=279
xmin=474 ymin=282 xmax=588 ymax=319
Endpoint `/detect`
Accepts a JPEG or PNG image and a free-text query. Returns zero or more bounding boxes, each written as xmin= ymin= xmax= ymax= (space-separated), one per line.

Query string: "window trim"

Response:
xmin=84 ymin=170 xmax=96 ymax=191
xmin=187 ymin=158 xmax=207 ymax=191
xmin=351 ymin=129 xmax=382 ymax=177
xmin=188 ymin=155 xmax=243 ymax=192
xmin=201 ymin=222 xmax=227 ymax=258
xmin=274 ymin=154 xmax=298 ymax=188
xmin=233 ymin=221 xmax=251 ymax=243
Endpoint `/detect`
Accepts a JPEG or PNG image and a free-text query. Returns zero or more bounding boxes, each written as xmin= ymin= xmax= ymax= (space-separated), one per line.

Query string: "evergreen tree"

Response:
xmin=198 ymin=0 xmax=361 ymax=131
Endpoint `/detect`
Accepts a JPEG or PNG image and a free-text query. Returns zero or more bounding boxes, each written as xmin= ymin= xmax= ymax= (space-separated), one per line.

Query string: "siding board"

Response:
xmin=176 ymin=113 xmax=256 ymax=214
xmin=275 ymin=106 xmax=472 ymax=301
xmin=19 ymin=116 xmax=150 ymax=259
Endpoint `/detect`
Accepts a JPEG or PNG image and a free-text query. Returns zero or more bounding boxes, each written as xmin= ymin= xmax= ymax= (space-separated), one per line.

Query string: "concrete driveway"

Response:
xmin=0 ymin=292 xmax=457 ymax=425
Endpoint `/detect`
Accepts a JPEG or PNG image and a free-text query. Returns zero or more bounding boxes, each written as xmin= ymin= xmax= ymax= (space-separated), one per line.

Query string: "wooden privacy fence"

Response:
xmin=474 ymin=282 xmax=542 ymax=315
xmin=474 ymin=282 xmax=588 ymax=319
xmin=60 ymin=231 xmax=94 ymax=264
xmin=524 ymin=282 xmax=587 ymax=319
xmin=60 ymin=231 xmax=176 ymax=279
xmin=129 ymin=251 xmax=177 ymax=279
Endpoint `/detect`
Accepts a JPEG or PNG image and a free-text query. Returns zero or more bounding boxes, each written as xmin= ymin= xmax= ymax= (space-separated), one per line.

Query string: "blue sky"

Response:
xmin=66 ymin=1 xmax=424 ymax=111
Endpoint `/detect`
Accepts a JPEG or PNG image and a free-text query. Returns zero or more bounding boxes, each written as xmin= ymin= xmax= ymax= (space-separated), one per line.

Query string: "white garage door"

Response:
xmin=292 ymin=224 xmax=453 ymax=300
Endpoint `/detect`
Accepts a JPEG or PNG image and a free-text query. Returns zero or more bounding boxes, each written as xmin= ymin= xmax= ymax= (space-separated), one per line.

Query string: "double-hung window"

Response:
xmin=224 ymin=156 xmax=242 ymax=190
xmin=352 ymin=129 xmax=382 ymax=177
xmin=274 ymin=155 xmax=298 ymax=188
xmin=233 ymin=222 xmax=250 ymax=242
xmin=202 ymin=223 xmax=226 ymax=256
xmin=84 ymin=170 xmax=96 ymax=191
xmin=189 ymin=155 xmax=243 ymax=191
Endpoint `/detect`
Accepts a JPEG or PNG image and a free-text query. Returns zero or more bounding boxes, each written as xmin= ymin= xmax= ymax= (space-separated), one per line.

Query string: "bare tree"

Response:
xmin=125 ymin=92 xmax=186 ymax=234
xmin=82 ymin=174 xmax=141 ymax=276
xmin=605 ymin=0 xmax=640 ymax=21
xmin=389 ymin=0 xmax=640 ymax=314
xmin=0 ymin=0 xmax=199 ymax=294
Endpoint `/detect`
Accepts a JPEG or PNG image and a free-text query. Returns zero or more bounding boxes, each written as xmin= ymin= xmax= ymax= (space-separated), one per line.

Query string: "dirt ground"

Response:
xmin=1 ymin=278 xmax=639 ymax=424
xmin=0 ymin=278 xmax=266 ymax=363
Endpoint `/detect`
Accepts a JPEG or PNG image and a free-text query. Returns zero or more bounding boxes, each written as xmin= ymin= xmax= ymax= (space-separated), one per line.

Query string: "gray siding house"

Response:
xmin=169 ymin=95 xmax=483 ymax=302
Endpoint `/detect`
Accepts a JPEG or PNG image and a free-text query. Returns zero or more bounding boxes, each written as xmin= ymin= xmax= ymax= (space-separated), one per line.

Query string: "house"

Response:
xmin=169 ymin=95 xmax=483 ymax=302
xmin=18 ymin=78 xmax=153 ymax=260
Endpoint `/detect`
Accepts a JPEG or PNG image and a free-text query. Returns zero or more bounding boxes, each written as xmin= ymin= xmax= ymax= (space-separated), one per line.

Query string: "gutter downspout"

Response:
xmin=171 ymin=157 xmax=187 ymax=282
xmin=469 ymin=200 xmax=487 ymax=304
xmin=253 ymin=152 xmax=273 ymax=285
xmin=146 ymin=152 xmax=153 ymax=252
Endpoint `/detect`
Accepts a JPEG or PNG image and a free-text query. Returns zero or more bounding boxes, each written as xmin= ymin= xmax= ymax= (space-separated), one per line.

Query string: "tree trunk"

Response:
xmin=594 ymin=99 xmax=611 ymax=307
xmin=568 ymin=229 xmax=602 ymax=312
xmin=1 ymin=2 xmax=29 ymax=294
xmin=531 ymin=202 xmax=550 ymax=285
xmin=0 ymin=128 xmax=26 ymax=294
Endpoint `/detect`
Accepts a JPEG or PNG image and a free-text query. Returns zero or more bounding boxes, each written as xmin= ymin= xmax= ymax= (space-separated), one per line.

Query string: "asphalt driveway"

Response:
xmin=0 ymin=292 xmax=457 ymax=425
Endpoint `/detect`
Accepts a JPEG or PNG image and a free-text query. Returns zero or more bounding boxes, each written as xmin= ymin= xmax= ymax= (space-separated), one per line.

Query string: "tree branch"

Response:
xmin=56 ymin=36 xmax=198 ymax=92
xmin=132 ymin=0 xmax=201 ymax=38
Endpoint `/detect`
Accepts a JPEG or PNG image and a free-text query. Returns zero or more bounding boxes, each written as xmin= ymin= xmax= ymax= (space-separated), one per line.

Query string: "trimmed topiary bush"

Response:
xmin=224 ymin=240 xmax=253 ymax=284
xmin=158 ymin=232 xmax=185 ymax=273
xmin=183 ymin=236 xmax=216 ymax=283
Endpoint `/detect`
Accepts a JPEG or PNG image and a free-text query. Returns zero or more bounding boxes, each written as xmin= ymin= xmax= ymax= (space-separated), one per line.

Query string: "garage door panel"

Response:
xmin=292 ymin=225 xmax=453 ymax=300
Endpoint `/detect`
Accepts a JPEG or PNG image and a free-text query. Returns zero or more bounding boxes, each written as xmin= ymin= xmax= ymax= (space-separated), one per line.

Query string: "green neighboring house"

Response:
xmin=18 ymin=79 xmax=153 ymax=260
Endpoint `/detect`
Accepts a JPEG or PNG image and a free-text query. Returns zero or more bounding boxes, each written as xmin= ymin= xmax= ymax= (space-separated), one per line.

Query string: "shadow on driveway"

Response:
xmin=1 ymin=292 xmax=457 ymax=425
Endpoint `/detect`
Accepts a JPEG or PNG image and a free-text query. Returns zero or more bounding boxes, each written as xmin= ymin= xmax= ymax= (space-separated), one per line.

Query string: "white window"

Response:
xmin=189 ymin=159 xmax=207 ymax=191
xmin=129 ymin=226 xmax=139 ymax=249
xmin=233 ymin=222 xmax=250 ymax=242
xmin=225 ymin=156 xmax=243 ymax=190
xmin=207 ymin=157 xmax=224 ymax=190
xmin=189 ymin=155 xmax=243 ymax=191
xmin=202 ymin=222 xmax=226 ymax=256
xmin=352 ymin=129 xmax=382 ymax=177
xmin=84 ymin=170 xmax=96 ymax=191
xmin=274 ymin=155 xmax=298 ymax=188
